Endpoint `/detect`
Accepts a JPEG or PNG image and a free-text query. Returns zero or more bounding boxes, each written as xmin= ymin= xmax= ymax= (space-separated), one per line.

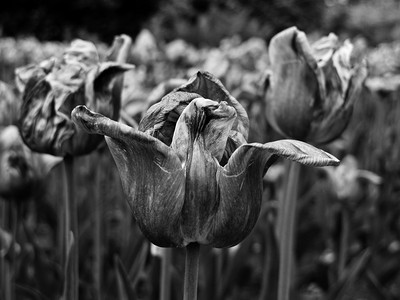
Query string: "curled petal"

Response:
xmin=210 ymin=139 xmax=339 ymax=247
xmin=177 ymin=71 xmax=249 ymax=140
xmin=72 ymin=105 xmax=186 ymax=247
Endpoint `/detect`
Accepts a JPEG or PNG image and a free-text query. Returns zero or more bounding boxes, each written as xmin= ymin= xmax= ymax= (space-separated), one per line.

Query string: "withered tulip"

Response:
xmin=264 ymin=27 xmax=368 ymax=144
xmin=18 ymin=39 xmax=133 ymax=156
xmin=0 ymin=125 xmax=61 ymax=199
xmin=72 ymin=72 xmax=339 ymax=248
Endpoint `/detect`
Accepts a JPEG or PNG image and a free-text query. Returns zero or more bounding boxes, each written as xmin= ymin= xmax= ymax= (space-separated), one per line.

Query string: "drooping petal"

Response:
xmin=210 ymin=139 xmax=339 ymax=248
xmin=71 ymin=105 xmax=186 ymax=247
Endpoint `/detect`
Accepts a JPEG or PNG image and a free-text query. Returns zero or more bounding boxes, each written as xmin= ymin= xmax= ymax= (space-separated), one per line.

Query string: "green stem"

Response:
xmin=258 ymin=214 xmax=279 ymax=300
xmin=338 ymin=207 xmax=350 ymax=280
xmin=183 ymin=243 xmax=200 ymax=300
xmin=277 ymin=161 xmax=301 ymax=300
xmin=93 ymin=154 xmax=102 ymax=300
xmin=1 ymin=200 xmax=11 ymax=300
xmin=10 ymin=203 xmax=18 ymax=300
xmin=63 ymin=155 xmax=79 ymax=300
xmin=160 ymin=248 xmax=172 ymax=300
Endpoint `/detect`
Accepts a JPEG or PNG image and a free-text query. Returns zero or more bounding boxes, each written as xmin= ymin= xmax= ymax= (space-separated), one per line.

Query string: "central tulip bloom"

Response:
xmin=264 ymin=27 xmax=368 ymax=144
xmin=72 ymin=72 xmax=339 ymax=248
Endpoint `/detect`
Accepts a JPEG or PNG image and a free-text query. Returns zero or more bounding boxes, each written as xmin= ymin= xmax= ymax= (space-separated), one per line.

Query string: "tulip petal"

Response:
xmin=266 ymin=27 xmax=321 ymax=139
xmin=106 ymin=34 xmax=132 ymax=63
xmin=210 ymin=139 xmax=339 ymax=248
xmin=72 ymin=105 xmax=186 ymax=247
xmin=294 ymin=29 xmax=327 ymax=102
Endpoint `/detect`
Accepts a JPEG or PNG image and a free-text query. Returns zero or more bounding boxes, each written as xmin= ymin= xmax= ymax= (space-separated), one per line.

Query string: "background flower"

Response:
xmin=264 ymin=26 xmax=368 ymax=144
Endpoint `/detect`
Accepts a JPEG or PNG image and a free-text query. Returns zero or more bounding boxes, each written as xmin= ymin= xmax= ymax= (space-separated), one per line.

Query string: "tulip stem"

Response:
xmin=338 ymin=206 xmax=350 ymax=280
xmin=10 ymin=203 xmax=18 ymax=300
xmin=183 ymin=243 xmax=200 ymax=300
xmin=160 ymin=248 xmax=172 ymax=300
xmin=63 ymin=155 xmax=79 ymax=300
xmin=0 ymin=200 xmax=12 ymax=300
xmin=93 ymin=153 xmax=103 ymax=300
xmin=277 ymin=161 xmax=301 ymax=300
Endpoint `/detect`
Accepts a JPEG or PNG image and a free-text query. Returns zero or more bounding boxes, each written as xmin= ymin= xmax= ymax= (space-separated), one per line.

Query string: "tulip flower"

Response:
xmin=72 ymin=71 xmax=339 ymax=248
xmin=0 ymin=125 xmax=61 ymax=199
xmin=18 ymin=39 xmax=134 ymax=157
xmin=264 ymin=26 xmax=368 ymax=144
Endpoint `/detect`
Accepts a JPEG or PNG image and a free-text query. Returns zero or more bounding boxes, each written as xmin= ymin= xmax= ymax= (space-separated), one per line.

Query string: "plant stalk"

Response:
xmin=338 ymin=206 xmax=350 ymax=280
xmin=63 ymin=155 xmax=79 ymax=300
xmin=9 ymin=203 xmax=18 ymax=300
xmin=183 ymin=243 xmax=200 ymax=300
xmin=1 ymin=200 xmax=12 ymax=300
xmin=160 ymin=248 xmax=172 ymax=300
xmin=93 ymin=153 xmax=102 ymax=300
xmin=277 ymin=161 xmax=301 ymax=300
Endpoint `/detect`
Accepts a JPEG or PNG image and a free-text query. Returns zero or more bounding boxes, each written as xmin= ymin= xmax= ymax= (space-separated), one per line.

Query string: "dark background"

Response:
xmin=1 ymin=0 xmax=399 ymax=46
